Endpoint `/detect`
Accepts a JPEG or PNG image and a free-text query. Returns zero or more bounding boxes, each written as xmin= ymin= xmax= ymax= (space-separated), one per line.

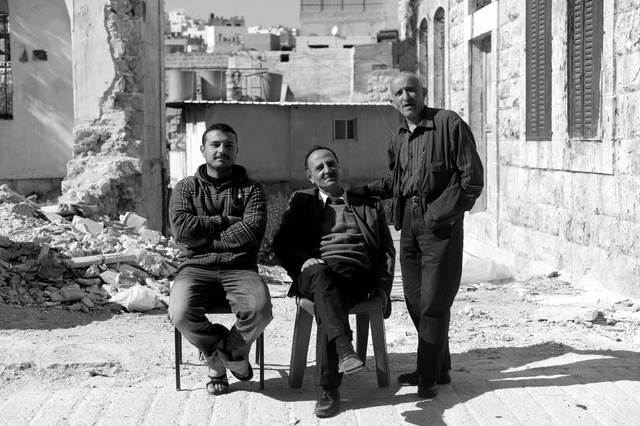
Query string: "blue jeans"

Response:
xmin=400 ymin=200 xmax=463 ymax=383
xmin=169 ymin=267 xmax=272 ymax=366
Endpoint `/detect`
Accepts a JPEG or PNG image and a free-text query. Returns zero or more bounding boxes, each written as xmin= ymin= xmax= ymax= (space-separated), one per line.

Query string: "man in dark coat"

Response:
xmin=353 ymin=71 xmax=484 ymax=399
xmin=273 ymin=145 xmax=395 ymax=418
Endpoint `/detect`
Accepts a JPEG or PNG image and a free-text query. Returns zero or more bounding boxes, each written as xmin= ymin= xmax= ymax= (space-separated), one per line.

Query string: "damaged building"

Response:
xmin=0 ymin=0 xmax=166 ymax=231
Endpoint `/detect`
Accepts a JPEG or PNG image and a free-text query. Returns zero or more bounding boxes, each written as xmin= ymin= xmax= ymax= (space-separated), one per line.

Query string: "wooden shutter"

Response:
xmin=526 ymin=0 xmax=552 ymax=141
xmin=568 ymin=0 xmax=602 ymax=138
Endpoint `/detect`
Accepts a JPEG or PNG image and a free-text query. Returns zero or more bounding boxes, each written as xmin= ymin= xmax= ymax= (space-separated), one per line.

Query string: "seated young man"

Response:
xmin=169 ymin=123 xmax=272 ymax=395
xmin=273 ymin=145 xmax=395 ymax=418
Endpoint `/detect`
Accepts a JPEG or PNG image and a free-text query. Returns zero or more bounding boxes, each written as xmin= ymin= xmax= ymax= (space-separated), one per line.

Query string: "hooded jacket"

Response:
xmin=169 ymin=164 xmax=267 ymax=271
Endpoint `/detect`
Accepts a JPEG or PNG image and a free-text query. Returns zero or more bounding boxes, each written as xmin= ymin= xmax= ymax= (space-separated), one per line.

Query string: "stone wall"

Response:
xmin=63 ymin=0 xmax=165 ymax=231
xmin=407 ymin=0 xmax=640 ymax=297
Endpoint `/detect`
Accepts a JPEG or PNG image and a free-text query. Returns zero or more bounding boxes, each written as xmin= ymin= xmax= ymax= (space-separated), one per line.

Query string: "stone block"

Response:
xmin=72 ymin=217 xmax=104 ymax=236
xmin=49 ymin=287 xmax=87 ymax=303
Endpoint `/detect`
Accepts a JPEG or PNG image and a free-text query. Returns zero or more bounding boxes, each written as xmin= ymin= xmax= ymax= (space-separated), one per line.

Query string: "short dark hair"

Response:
xmin=202 ymin=123 xmax=238 ymax=146
xmin=304 ymin=145 xmax=339 ymax=172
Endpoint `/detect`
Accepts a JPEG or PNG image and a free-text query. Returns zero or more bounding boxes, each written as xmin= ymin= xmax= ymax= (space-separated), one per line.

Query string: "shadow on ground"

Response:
xmin=196 ymin=343 xmax=640 ymax=424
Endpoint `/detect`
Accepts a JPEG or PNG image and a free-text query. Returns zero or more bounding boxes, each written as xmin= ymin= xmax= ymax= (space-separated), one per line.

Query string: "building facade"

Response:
xmin=399 ymin=0 xmax=640 ymax=297
xmin=300 ymin=0 xmax=398 ymax=37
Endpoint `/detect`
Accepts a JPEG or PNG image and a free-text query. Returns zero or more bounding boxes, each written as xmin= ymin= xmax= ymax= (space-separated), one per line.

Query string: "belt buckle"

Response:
xmin=411 ymin=195 xmax=420 ymax=205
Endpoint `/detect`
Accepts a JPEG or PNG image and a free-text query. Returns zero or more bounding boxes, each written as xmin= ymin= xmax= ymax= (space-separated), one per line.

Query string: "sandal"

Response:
xmin=206 ymin=374 xmax=229 ymax=395
xmin=231 ymin=363 xmax=253 ymax=382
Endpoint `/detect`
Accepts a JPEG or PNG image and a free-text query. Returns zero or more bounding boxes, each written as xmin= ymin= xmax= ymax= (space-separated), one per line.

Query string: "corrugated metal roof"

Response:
xmin=172 ymin=100 xmax=393 ymax=107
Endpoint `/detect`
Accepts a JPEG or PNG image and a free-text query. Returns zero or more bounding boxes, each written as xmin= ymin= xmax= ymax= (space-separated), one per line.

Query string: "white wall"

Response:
xmin=0 ymin=0 xmax=73 ymax=181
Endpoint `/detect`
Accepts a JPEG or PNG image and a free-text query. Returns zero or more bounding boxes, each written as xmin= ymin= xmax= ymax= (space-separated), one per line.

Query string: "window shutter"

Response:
xmin=526 ymin=0 xmax=551 ymax=141
xmin=568 ymin=0 xmax=602 ymax=138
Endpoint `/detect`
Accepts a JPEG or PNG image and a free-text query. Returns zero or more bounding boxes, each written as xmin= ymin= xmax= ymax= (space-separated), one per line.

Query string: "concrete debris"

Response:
xmin=72 ymin=216 xmax=105 ymax=235
xmin=0 ymin=185 xmax=183 ymax=313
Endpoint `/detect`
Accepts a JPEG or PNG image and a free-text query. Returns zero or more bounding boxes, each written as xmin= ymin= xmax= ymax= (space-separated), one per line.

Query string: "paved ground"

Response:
xmin=1 ymin=230 xmax=639 ymax=425
xmin=2 ymin=337 xmax=639 ymax=426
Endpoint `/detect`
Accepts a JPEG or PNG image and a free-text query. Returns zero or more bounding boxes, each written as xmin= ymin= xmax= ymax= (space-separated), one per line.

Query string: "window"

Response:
xmin=568 ymin=0 xmax=602 ymax=139
xmin=0 ymin=12 xmax=11 ymax=119
xmin=333 ymin=118 xmax=356 ymax=141
xmin=526 ymin=0 xmax=552 ymax=140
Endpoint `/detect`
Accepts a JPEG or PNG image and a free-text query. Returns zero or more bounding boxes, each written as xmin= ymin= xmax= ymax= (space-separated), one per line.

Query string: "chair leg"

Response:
xmin=258 ymin=334 xmax=264 ymax=390
xmin=355 ymin=313 xmax=369 ymax=365
xmin=369 ymin=309 xmax=390 ymax=387
xmin=289 ymin=303 xmax=314 ymax=388
xmin=175 ymin=327 xmax=182 ymax=391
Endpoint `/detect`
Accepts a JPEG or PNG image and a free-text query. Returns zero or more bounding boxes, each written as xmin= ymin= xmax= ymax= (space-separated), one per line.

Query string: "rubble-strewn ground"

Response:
xmin=1 ymin=185 xmax=639 ymax=424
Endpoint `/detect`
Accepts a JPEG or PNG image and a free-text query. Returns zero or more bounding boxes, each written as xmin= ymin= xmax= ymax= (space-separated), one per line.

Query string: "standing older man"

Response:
xmin=169 ymin=123 xmax=272 ymax=396
xmin=354 ymin=71 xmax=484 ymax=398
xmin=273 ymin=145 xmax=395 ymax=418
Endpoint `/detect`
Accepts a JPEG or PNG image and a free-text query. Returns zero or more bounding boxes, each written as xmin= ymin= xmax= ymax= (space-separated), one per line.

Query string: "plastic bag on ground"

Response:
xmin=108 ymin=284 xmax=161 ymax=312
xmin=460 ymin=257 xmax=514 ymax=285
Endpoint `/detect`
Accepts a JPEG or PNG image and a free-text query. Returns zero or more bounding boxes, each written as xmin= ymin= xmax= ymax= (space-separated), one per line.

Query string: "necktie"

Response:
xmin=327 ymin=197 xmax=344 ymax=205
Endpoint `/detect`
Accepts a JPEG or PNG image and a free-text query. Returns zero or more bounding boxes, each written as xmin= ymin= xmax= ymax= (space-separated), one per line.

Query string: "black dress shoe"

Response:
xmin=418 ymin=381 xmax=438 ymax=399
xmin=398 ymin=370 xmax=452 ymax=385
xmin=314 ymin=386 xmax=341 ymax=418
xmin=337 ymin=343 xmax=364 ymax=374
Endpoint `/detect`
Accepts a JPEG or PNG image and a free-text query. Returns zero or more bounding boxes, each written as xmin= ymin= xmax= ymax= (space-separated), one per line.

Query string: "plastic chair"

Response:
xmin=174 ymin=304 xmax=265 ymax=390
xmin=288 ymin=295 xmax=390 ymax=388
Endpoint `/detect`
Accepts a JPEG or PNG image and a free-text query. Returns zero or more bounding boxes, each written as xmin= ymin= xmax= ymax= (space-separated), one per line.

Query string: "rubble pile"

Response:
xmin=0 ymin=185 xmax=180 ymax=313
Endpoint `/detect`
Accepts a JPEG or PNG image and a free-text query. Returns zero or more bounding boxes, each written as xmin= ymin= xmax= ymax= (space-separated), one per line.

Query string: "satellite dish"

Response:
xmin=331 ymin=25 xmax=339 ymax=36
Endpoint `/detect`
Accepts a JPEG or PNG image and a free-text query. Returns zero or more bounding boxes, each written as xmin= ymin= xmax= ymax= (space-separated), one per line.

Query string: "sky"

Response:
xmin=164 ymin=0 xmax=301 ymax=28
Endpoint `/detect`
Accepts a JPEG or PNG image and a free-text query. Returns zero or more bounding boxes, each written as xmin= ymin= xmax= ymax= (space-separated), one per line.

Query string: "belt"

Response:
xmin=407 ymin=195 xmax=420 ymax=206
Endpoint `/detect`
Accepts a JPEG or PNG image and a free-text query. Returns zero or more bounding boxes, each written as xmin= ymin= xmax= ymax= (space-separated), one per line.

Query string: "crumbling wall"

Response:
xmin=63 ymin=0 xmax=165 ymax=231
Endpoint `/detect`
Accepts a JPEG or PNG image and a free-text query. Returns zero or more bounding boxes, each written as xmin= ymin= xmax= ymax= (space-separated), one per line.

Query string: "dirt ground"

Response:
xmin=1 ymin=268 xmax=639 ymax=405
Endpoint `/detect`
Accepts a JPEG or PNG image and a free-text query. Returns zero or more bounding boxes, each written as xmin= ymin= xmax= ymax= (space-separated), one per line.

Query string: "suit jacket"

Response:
xmin=273 ymin=187 xmax=396 ymax=317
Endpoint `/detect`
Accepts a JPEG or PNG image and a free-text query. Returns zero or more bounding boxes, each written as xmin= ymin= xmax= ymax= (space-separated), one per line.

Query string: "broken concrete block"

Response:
xmin=72 ymin=216 xmax=104 ymax=236
xmin=49 ymin=287 xmax=87 ymax=303
xmin=10 ymin=202 xmax=38 ymax=217
xmin=80 ymin=297 xmax=95 ymax=308
xmin=99 ymin=270 xmax=119 ymax=286
xmin=121 ymin=212 xmax=148 ymax=231
xmin=533 ymin=307 xmax=599 ymax=322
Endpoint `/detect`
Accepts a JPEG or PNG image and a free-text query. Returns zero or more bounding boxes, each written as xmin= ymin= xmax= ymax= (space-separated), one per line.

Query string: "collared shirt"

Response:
xmin=318 ymin=189 xmax=346 ymax=206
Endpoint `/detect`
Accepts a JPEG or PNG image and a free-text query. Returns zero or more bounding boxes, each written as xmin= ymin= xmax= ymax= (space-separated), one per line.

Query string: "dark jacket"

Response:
xmin=273 ymin=188 xmax=396 ymax=316
xmin=364 ymin=107 xmax=484 ymax=230
xmin=169 ymin=164 xmax=267 ymax=271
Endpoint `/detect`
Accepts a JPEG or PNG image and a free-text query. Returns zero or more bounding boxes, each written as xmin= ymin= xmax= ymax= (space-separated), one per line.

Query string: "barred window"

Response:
xmin=526 ymin=0 xmax=552 ymax=140
xmin=333 ymin=118 xmax=356 ymax=141
xmin=568 ymin=0 xmax=602 ymax=139
xmin=0 ymin=12 xmax=11 ymax=119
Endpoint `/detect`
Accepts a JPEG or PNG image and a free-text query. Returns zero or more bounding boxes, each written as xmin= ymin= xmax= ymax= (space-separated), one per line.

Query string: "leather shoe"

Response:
xmin=337 ymin=343 xmax=364 ymax=374
xmin=398 ymin=370 xmax=451 ymax=385
xmin=314 ymin=386 xmax=340 ymax=418
xmin=418 ymin=381 xmax=438 ymax=399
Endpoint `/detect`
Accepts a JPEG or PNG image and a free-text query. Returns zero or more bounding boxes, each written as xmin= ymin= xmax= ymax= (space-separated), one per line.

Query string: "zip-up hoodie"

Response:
xmin=169 ymin=163 xmax=267 ymax=271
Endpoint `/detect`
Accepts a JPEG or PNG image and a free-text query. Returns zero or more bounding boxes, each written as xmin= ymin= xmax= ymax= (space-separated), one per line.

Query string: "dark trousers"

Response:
xmin=296 ymin=258 xmax=370 ymax=387
xmin=400 ymin=200 xmax=463 ymax=383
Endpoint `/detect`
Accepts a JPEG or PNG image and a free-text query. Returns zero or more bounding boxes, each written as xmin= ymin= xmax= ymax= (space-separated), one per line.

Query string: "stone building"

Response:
xmin=398 ymin=0 xmax=640 ymax=297
xmin=300 ymin=0 xmax=398 ymax=37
